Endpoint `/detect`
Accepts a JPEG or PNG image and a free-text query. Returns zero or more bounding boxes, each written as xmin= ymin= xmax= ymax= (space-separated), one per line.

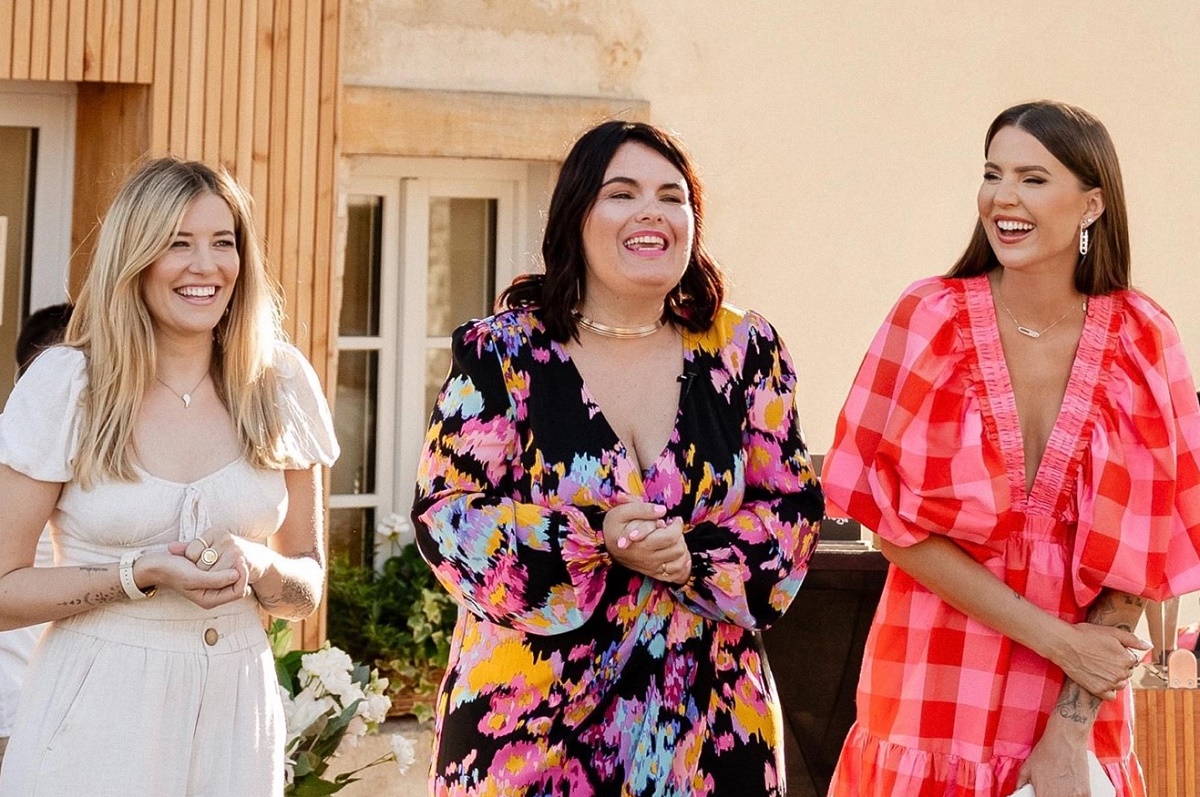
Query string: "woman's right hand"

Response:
xmin=1016 ymin=722 xmax=1092 ymax=797
xmin=603 ymin=502 xmax=690 ymax=584
xmin=1052 ymin=621 xmax=1146 ymax=700
xmin=137 ymin=551 xmax=246 ymax=609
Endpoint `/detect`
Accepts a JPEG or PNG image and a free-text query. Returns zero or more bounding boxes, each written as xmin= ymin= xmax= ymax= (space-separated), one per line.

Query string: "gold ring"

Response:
xmin=199 ymin=548 xmax=219 ymax=568
xmin=195 ymin=536 xmax=210 ymax=549
xmin=659 ymin=563 xmax=669 ymax=577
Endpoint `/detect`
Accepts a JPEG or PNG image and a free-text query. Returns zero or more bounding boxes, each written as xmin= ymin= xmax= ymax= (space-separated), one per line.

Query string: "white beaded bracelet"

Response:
xmin=119 ymin=549 xmax=156 ymax=601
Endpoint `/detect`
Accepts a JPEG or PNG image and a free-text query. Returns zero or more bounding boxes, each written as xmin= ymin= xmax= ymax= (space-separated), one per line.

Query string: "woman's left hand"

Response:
xmin=602 ymin=502 xmax=690 ymax=585
xmin=169 ymin=532 xmax=256 ymax=596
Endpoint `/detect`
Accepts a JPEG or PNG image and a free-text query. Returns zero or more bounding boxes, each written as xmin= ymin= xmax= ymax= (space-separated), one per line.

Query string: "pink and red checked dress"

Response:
xmin=822 ymin=274 xmax=1200 ymax=797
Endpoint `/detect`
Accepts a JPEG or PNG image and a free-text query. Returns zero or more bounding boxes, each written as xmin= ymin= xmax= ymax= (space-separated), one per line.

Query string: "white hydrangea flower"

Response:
xmin=288 ymin=689 xmax=337 ymax=739
xmin=335 ymin=681 xmax=367 ymax=710
xmin=360 ymin=691 xmax=392 ymax=726
xmin=269 ymin=630 xmax=398 ymax=791
xmin=391 ymin=733 xmax=417 ymax=775
xmin=300 ymin=645 xmax=356 ymax=695
xmin=376 ymin=513 xmax=415 ymax=549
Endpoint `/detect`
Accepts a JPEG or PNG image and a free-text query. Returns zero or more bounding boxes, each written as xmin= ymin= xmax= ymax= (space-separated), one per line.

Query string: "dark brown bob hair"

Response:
xmin=499 ymin=120 xmax=725 ymax=341
xmin=947 ymin=100 xmax=1130 ymax=295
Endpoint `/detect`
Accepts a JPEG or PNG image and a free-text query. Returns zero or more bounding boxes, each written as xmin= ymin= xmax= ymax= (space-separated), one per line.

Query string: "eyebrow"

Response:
xmin=600 ymin=176 xmax=688 ymax=192
xmin=983 ymin=161 xmax=1052 ymax=175
xmin=174 ymin=229 xmax=237 ymax=237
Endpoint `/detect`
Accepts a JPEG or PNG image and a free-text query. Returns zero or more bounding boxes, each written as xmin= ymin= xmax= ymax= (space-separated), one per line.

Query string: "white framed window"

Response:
xmin=330 ymin=158 xmax=549 ymax=565
xmin=0 ymin=81 xmax=76 ymax=404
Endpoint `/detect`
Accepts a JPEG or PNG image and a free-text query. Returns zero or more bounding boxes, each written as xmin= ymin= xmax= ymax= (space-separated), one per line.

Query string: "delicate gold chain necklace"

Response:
xmin=997 ymin=295 xmax=1086 ymax=339
xmin=573 ymin=310 xmax=665 ymax=339
xmin=155 ymin=373 xmax=208 ymax=408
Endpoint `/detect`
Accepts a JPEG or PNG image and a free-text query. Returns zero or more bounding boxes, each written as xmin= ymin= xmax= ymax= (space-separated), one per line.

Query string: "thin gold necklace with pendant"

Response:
xmin=155 ymin=372 xmax=208 ymax=408
xmin=997 ymin=295 xmax=1086 ymax=339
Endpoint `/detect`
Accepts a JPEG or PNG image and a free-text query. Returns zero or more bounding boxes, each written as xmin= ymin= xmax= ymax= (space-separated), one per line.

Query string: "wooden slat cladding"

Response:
xmin=4 ymin=0 xmax=342 ymax=648
xmin=1135 ymin=688 xmax=1199 ymax=797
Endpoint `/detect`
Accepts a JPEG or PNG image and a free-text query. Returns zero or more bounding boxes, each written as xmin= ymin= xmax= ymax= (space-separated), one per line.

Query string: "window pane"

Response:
xmin=425 ymin=346 xmax=452 ymax=422
xmin=341 ymin=195 xmax=382 ymax=337
xmin=426 ymin=197 xmax=497 ymax=337
xmin=331 ymin=349 xmax=377 ymax=496
xmin=329 ymin=507 xmax=374 ymax=568
xmin=0 ymin=127 xmax=35 ymax=408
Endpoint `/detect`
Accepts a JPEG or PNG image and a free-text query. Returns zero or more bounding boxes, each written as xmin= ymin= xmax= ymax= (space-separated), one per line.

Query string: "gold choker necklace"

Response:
xmin=573 ymin=310 xmax=665 ymax=339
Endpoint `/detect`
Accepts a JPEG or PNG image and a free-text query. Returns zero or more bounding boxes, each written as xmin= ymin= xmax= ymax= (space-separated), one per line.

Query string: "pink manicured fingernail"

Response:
xmin=617 ymin=537 xmax=629 ymax=549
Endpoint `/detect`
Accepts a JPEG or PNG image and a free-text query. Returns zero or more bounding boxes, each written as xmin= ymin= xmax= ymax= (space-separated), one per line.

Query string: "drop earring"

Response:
xmin=1079 ymin=218 xmax=1092 ymax=257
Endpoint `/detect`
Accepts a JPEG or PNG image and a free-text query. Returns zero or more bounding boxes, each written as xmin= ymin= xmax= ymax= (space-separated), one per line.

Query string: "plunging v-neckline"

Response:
xmin=556 ymin=337 xmax=691 ymax=484
xmin=964 ymin=276 xmax=1115 ymax=511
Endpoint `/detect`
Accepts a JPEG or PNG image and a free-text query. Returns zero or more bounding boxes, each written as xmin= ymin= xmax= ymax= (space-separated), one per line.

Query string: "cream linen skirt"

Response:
xmin=0 ymin=607 xmax=284 ymax=796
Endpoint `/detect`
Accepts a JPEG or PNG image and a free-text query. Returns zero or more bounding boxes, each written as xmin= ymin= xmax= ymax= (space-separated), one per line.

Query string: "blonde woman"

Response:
xmin=0 ymin=158 xmax=337 ymax=796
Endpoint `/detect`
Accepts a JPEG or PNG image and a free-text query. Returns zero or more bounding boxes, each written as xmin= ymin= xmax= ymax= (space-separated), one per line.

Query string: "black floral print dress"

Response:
xmin=412 ymin=304 xmax=824 ymax=796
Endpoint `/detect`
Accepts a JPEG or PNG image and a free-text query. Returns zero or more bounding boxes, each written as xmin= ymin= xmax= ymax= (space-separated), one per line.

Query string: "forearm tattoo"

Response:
xmin=55 ymin=565 xmax=125 ymax=608
xmin=253 ymin=550 xmax=321 ymax=619
xmin=1087 ymin=591 xmax=1145 ymax=632
xmin=1054 ymin=681 xmax=1102 ymax=725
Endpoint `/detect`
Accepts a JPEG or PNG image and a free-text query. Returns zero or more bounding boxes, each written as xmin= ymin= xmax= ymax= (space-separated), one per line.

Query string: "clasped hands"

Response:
xmin=603 ymin=501 xmax=690 ymax=585
xmin=1056 ymin=621 xmax=1148 ymax=701
xmin=1014 ymin=624 xmax=1148 ymax=797
xmin=137 ymin=532 xmax=258 ymax=609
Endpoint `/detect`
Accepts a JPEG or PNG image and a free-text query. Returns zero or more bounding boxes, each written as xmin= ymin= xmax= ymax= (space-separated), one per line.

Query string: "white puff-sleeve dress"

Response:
xmin=0 ymin=343 xmax=338 ymax=797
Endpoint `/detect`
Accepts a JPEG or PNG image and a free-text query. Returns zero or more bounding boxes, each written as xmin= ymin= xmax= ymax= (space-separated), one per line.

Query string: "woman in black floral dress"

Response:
xmin=412 ymin=120 xmax=824 ymax=796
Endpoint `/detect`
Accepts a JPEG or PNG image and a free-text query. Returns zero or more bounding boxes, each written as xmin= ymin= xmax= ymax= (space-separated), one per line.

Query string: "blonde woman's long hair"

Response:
xmin=65 ymin=157 xmax=291 ymax=487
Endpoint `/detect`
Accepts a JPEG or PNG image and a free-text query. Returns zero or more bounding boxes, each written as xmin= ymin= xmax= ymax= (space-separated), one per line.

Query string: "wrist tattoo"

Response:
xmin=55 ymin=565 xmax=125 ymax=608
xmin=57 ymin=585 xmax=125 ymax=608
xmin=1055 ymin=682 xmax=1101 ymax=724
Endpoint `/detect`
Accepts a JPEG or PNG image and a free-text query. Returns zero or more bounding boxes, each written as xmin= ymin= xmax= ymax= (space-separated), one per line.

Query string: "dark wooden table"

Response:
xmin=761 ymin=542 xmax=889 ymax=797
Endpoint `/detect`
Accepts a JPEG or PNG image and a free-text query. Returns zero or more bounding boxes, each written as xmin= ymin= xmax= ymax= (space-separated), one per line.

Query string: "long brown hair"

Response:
xmin=500 ymin=121 xmax=725 ymax=340
xmin=947 ymin=100 xmax=1130 ymax=295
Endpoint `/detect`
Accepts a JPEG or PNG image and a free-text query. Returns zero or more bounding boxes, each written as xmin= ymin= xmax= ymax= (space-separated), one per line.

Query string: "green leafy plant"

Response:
xmin=326 ymin=542 xmax=458 ymax=722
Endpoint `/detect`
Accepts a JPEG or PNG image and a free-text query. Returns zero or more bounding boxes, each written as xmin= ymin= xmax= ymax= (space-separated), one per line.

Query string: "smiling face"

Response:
xmin=141 ymin=193 xmax=240 ymax=341
xmin=977 ymin=125 xmax=1104 ymax=278
xmin=580 ymin=141 xmax=694 ymax=314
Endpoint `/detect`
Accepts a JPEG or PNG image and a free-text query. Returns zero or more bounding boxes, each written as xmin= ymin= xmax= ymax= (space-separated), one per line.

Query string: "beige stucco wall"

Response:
xmin=344 ymin=0 xmax=1200 ymax=457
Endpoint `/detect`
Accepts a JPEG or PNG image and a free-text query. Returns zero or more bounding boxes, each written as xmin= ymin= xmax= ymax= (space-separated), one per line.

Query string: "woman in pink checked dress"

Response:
xmin=822 ymin=100 xmax=1200 ymax=797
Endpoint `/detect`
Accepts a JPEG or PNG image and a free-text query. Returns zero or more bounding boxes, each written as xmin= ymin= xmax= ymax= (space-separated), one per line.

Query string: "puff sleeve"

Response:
xmin=411 ymin=318 xmax=610 ymax=636
xmin=821 ymin=277 xmax=1011 ymax=548
xmin=672 ymin=310 xmax=823 ymax=629
xmin=0 ymin=345 xmax=87 ymax=482
xmin=272 ymin=342 xmax=339 ymax=469
xmin=1073 ymin=292 xmax=1200 ymax=604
